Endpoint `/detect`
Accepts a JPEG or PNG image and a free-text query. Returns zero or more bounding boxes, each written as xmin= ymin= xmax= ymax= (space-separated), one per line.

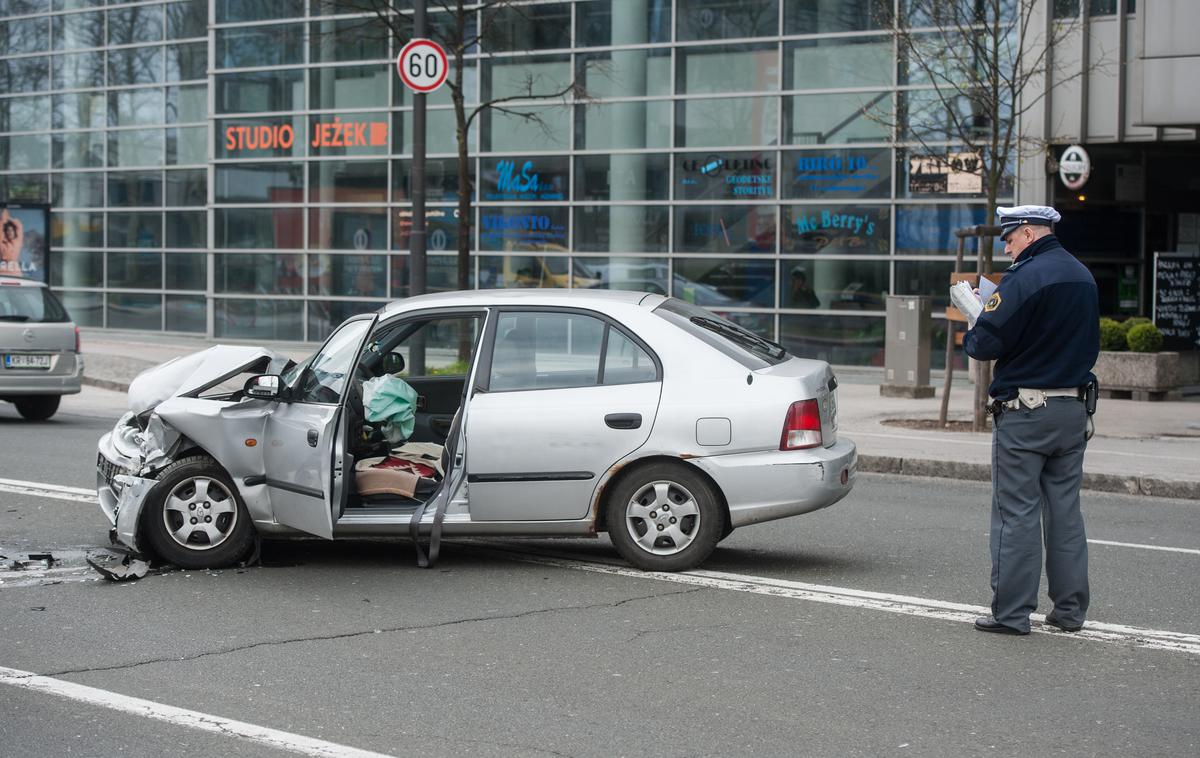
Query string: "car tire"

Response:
xmin=606 ymin=462 xmax=723 ymax=572
xmin=14 ymin=395 xmax=60 ymax=420
xmin=142 ymin=456 xmax=256 ymax=570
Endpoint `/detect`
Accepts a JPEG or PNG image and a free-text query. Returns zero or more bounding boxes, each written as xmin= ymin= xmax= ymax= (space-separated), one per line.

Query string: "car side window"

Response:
xmin=602 ymin=329 xmax=657 ymax=385
xmin=490 ymin=312 xmax=605 ymax=391
xmin=295 ymin=318 xmax=371 ymax=404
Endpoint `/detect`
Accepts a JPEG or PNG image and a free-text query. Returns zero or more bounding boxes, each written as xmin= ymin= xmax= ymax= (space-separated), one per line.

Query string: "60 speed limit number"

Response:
xmin=397 ymin=38 xmax=448 ymax=93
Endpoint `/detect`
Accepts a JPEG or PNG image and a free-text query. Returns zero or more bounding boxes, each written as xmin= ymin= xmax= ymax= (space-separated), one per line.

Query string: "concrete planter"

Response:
xmin=1093 ymin=351 xmax=1180 ymax=400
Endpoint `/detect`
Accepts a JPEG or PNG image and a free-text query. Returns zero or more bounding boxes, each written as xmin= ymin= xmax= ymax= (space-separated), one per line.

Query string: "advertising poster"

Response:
xmin=0 ymin=203 xmax=50 ymax=282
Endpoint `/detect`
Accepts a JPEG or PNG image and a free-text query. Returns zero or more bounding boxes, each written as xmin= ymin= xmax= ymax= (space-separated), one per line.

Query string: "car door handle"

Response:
xmin=307 ymin=428 xmax=319 ymax=447
xmin=605 ymin=413 xmax=641 ymax=430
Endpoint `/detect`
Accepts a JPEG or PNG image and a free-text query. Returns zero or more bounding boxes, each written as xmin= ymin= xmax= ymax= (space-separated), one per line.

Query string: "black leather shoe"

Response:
xmin=1044 ymin=615 xmax=1083 ymax=632
xmin=973 ymin=616 xmax=1029 ymax=635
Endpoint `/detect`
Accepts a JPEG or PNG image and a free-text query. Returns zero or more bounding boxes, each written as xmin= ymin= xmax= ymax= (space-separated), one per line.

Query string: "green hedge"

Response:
xmin=1127 ymin=322 xmax=1164 ymax=353
xmin=1099 ymin=317 xmax=1126 ymax=351
xmin=1119 ymin=316 xmax=1151 ymax=335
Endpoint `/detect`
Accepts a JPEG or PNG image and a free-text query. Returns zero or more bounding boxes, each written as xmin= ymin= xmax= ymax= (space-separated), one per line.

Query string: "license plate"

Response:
xmin=4 ymin=354 xmax=51 ymax=369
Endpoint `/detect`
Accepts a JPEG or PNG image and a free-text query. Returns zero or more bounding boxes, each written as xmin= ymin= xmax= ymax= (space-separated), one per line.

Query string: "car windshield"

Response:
xmin=0 ymin=285 xmax=69 ymax=323
xmin=653 ymin=298 xmax=789 ymax=369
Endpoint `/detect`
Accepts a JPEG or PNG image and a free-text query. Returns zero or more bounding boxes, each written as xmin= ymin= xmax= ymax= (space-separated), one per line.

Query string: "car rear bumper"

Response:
xmin=691 ymin=438 xmax=857 ymax=529
xmin=0 ymin=353 xmax=83 ymax=396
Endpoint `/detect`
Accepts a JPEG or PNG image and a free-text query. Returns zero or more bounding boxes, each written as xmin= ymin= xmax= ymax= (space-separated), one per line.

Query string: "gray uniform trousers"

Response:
xmin=990 ymin=397 xmax=1090 ymax=633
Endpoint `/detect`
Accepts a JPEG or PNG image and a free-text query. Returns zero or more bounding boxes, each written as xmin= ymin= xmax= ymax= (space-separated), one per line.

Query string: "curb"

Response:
xmin=858 ymin=455 xmax=1200 ymax=501
xmin=82 ymin=376 xmax=131 ymax=394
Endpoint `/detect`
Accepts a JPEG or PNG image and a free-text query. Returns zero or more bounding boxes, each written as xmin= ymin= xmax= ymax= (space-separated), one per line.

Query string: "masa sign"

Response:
xmin=398 ymin=38 xmax=448 ymax=93
xmin=1059 ymin=145 xmax=1091 ymax=190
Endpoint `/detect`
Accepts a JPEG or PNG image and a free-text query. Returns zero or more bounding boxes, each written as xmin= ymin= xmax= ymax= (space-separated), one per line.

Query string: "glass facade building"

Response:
xmin=1 ymin=0 xmax=1027 ymax=367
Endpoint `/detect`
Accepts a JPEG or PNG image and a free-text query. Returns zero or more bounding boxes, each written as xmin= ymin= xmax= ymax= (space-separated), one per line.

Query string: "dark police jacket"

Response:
xmin=963 ymin=234 xmax=1099 ymax=401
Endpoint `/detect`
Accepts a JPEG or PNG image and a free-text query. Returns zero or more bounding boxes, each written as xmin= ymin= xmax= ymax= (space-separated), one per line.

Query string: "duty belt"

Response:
xmin=989 ymin=387 xmax=1082 ymax=416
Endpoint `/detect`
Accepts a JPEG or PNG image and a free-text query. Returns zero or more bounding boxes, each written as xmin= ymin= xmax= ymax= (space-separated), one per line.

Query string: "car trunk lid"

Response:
xmin=755 ymin=357 xmax=838 ymax=448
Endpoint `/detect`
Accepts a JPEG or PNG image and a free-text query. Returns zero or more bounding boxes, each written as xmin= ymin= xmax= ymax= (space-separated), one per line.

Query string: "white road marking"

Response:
xmin=0 ymin=477 xmax=99 ymax=504
xmin=478 ymin=546 xmax=1200 ymax=656
xmin=0 ymin=665 xmax=396 ymax=758
xmin=1088 ymin=539 xmax=1200 ymax=556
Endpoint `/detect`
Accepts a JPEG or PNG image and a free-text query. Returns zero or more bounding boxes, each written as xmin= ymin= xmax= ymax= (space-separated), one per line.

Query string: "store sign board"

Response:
xmin=908 ymin=151 xmax=983 ymax=194
xmin=1059 ymin=144 xmax=1091 ymax=190
xmin=789 ymin=149 xmax=888 ymax=198
xmin=223 ymin=118 xmax=388 ymax=154
xmin=677 ymin=152 xmax=774 ymax=200
xmin=483 ymin=157 xmax=567 ymax=201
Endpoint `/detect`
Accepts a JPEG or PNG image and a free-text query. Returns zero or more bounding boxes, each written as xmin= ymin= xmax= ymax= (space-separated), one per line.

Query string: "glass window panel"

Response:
xmin=311 ymin=64 xmax=389 ymax=110
xmin=50 ymin=250 xmax=102 ymax=287
xmin=51 ymin=50 xmax=103 ymax=89
xmin=574 ymin=206 xmax=669 ymax=253
xmin=217 ymin=0 xmax=304 ymax=23
xmin=0 ymin=56 xmax=48 ymax=93
xmin=167 ymin=126 xmax=207 ymax=165
xmin=785 ymin=92 xmax=891 ymax=145
xmin=676 ymin=150 xmax=776 ymax=200
xmin=52 ymin=131 xmax=105 ymax=168
xmin=166 ymin=211 xmax=205 ymax=248
xmin=393 ymin=206 xmax=461 ymax=253
xmin=306 ymin=300 xmax=381 ymax=342
xmin=677 ymin=96 xmax=778 ymax=147
xmin=167 ymin=42 xmax=207 ymax=81
xmin=482 ymin=55 xmax=571 ymax=101
xmin=898 ymin=147 xmax=1011 ymax=200
xmin=107 ymin=169 xmax=163 ymax=206
xmin=781 ymin=204 xmax=890 ymax=255
xmin=785 ymin=147 xmax=892 ymax=200
xmin=166 ymin=294 xmax=206 ymax=332
xmin=482 ymin=105 xmax=570 ymax=152
xmin=51 ymin=11 xmax=102 ymax=50
xmin=51 ymin=0 xmax=101 ymax=9
xmin=675 ymin=204 xmax=776 ymax=253
xmin=479 ymin=207 xmax=569 ymax=253
xmin=905 ymin=0 xmax=1019 ymax=25
xmin=0 ymin=95 xmax=47 ymax=132
xmin=214 ymin=163 xmax=303 ymax=203
xmin=0 ymin=172 xmax=48 ymax=202
xmin=484 ymin=2 xmax=571 ymax=52
xmin=309 ymin=112 xmax=389 ymax=157
xmin=576 ymin=100 xmax=670 ymax=150
xmin=312 ymin=159 xmax=388 ymax=204
xmin=0 ymin=16 xmax=49 ymax=54
xmin=107 ymin=211 xmax=162 ymax=248
xmin=215 ymin=207 xmax=303 ymax=249
xmin=779 ymin=313 xmax=884 ymax=366
xmin=217 ymin=24 xmax=303 ymax=68
xmin=393 ymin=62 xmax=476 ymax=108
xmin=1 ymin=133 xmax=48 ymax=170
xmin=677 ymin=43 xmax=778 ymax=95
xmin=215 ymin=117 xmax=303 ymax=159
xmin=309 ymin=17 xmax=388 ymax=63
xmin=165 ymin=253 xmax=205 ymax=289
xmin=166 ymin=84 xmax=206 ymax=124
xmin=53 ymin=172 xmax=104 ymax=207
xmin=576 ymin=153 xmax=669 ymax=201
xmin=107 ymin=5 xmax=163 ymax=45
xmin=107 ymin=293 xmax=162 ymax=330
xmin=677 ymin=0 xmax=778 ymax=41
xmin=785 ymin=36 xmax=893 ymax=90
xmin=392 ymin=158 xmax=473 ymax=203
xmin=573 ymin=256 xmax=667 ymax=294
xmin=308 ymin=208 xmax=388 ymax=251
xmin=478 ymin=254 xmax=571 ymax=288
xmin=902 ymin=88 xmax=1010 ymax=144
xmin=215 ymin=253 xmax=304 ymax=294
xmin=109 ymin=88 xmax=164 ymax=126
xmin=214 ymin=298 xmax=303 ymax=340
xmin=108 ymin=46 xmax=163 ymax=85
xmin=895 ymin=259 xmax=959 ymax=310
xmin=166 ymin=168 xmax=206 ymax=206
xmin=53 ymin=92 xmax=106 ymax=129
xmin=576 ymin=0 xmax=672 ymax=46
xmin=780 ymin=258 xmax=888 ymax=311
xmin=107 ymin=251 xmax=161 ymax=288
xmin=307 ymin=253 xmax=387 ymax=297
xmin=675 ymin=257 xmax=775 ymax=307
xmin=480 ymin=155 xmax=568 ymax=202
xmin=578 ymin=50 xmax=670 ymax=99
xmin=785 ymin=0 xmax=889 ymax=34
xmin=216 ymin=69 xmax=304 ymax=114
xmin=393 ymin=109 xmax=474 ymax=154
xmin=390 ymin=254 xmax=460 ymax=297
xmin=58 ymin=290 xmax=102 ymax=327
xmin=52 ymin=210 xmax=103 ymax=247
xmin=894 ymin=204 xmax=1000 ymax=255
xmin=108 ymin=128 xmax=164 ymax=167
xmin=166 ymin=0 xmax=207 ymax=40
xmin=487 ymin=312 xmax=606 ymax=391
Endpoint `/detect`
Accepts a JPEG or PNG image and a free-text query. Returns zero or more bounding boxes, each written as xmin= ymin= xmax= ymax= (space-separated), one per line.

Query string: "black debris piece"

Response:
xmin=86 ymin=550 xmax=150 ymax=582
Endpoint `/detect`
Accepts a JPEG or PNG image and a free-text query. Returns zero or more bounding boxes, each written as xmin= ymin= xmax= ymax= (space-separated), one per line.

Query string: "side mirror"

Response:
xmin=244 ymin=374 xmax=282 ymax=400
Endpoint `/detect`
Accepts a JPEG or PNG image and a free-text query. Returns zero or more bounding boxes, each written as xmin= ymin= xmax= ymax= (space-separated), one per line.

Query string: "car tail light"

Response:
xmin=74 ymin=326 xmax=81 ymax=353
xmin=780 ymin=399 xmax=822 ymax=450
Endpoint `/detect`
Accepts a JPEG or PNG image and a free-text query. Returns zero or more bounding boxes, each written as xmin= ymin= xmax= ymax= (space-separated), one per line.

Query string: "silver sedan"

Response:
xmin=96 ymin=290 xmax=856 ymax=571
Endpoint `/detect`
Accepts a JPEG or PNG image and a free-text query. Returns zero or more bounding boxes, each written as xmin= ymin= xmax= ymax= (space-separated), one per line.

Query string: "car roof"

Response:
xmin=0 ymin=276 xmax=46 ymax=288
xmin=379 ymin=288 xmax=666 ymax=316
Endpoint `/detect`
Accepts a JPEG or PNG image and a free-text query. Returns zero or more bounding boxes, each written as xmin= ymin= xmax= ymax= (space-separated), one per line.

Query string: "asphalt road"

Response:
xmin=1 ymin=389 xmax=1198 ymax=757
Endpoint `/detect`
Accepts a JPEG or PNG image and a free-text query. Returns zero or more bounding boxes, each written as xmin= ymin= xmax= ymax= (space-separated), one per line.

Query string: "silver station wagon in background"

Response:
xmin=96 ymin=291 xmax=856 ymax=572
xmin=0 ymin=276 xmax=83 ymax=420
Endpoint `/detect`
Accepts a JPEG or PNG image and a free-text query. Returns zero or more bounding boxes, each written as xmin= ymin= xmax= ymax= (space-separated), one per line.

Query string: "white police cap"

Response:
xmin=997 ymin=205 xmax=1061 ymax=237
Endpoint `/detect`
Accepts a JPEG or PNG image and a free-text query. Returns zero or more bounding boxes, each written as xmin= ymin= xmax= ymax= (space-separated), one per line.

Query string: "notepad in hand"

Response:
xmin=950 ymin=280 xmax=983 ymax=328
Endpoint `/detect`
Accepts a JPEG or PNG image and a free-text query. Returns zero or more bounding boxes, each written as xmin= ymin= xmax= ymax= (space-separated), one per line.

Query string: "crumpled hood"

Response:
xmin=127 ymin=345 xmax=292 ymax=414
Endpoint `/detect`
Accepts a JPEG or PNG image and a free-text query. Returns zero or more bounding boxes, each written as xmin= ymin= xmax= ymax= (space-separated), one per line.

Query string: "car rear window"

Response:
xmin=0 ymin=285 xmax=70 ymax=323
xmin=652 ymin=298 xmax=789 ymax=369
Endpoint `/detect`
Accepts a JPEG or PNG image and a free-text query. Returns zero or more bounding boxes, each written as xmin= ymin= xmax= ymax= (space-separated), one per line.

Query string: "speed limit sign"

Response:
xmin=397 ymin=38 xmax=448 ymax=93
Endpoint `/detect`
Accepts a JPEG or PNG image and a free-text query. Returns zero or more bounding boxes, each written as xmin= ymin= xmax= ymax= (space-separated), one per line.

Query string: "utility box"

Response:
xmin=881 ymin=295 xmax=935 ymax=398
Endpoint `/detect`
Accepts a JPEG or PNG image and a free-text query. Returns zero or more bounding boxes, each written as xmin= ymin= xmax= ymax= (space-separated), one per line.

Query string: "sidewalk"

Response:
xmin=79 ymin=328 xmax=1200 ymax=501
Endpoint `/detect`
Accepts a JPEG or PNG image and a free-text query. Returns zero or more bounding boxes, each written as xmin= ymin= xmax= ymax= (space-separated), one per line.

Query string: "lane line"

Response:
xmin=0 ymin=478 xmax=98 ymax=504
xmin=1088 ymin=539 xmax=1200 ymax=556
xmin=0 ymin=665 xmax=396 ymax=758
xmin=476 ymin=546 xmax=1200 ymax=656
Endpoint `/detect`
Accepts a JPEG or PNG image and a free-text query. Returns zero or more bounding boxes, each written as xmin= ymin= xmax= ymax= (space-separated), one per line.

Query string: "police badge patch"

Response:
xmin=984 ymin=293 xmax=1002 ymax=312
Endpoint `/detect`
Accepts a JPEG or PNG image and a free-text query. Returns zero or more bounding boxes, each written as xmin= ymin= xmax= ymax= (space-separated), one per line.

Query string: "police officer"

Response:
xmin=963 ymin=205 xmax=1099 ymax=636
